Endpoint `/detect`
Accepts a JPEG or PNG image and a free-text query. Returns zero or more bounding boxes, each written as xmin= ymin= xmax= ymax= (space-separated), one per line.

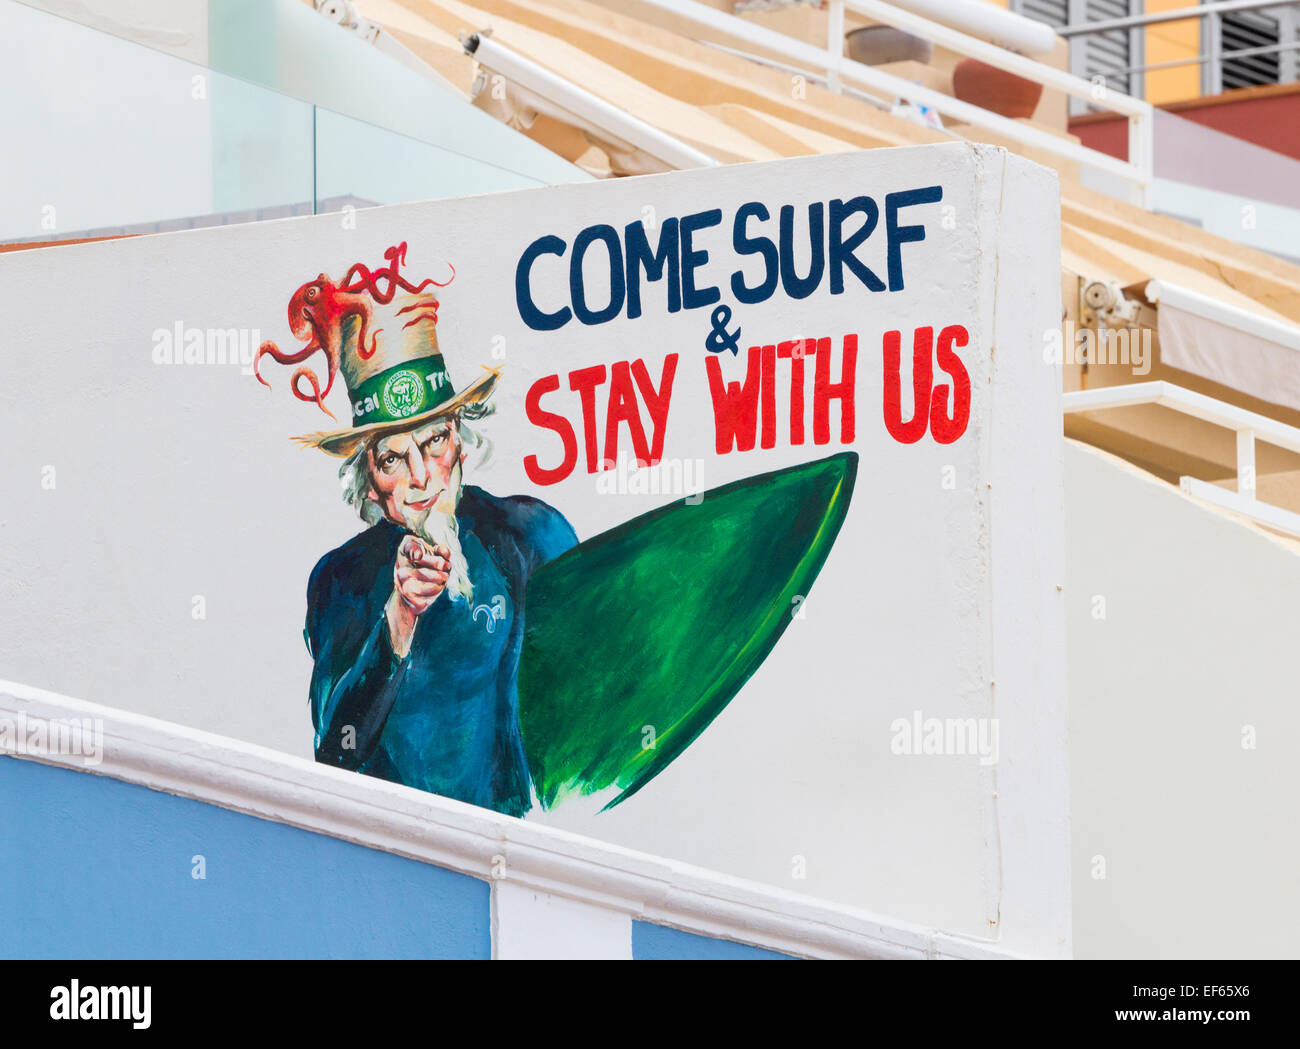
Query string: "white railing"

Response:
xmin=634 ymin=0 xmax=1155 ymax=205
xmin=1063 ymin=381 xmax=1300 ymax=539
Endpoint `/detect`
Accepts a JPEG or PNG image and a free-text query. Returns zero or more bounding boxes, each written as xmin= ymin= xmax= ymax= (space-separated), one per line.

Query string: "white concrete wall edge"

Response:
xmin=984 ymin=146 xmax=1072 ymax=957
xmin=0 ymin=679 xmax=1027 ymax=959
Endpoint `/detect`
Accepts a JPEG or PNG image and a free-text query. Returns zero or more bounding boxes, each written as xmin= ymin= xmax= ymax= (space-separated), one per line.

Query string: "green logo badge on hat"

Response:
xmin=382 ymin=369 xmax=426 ymax=420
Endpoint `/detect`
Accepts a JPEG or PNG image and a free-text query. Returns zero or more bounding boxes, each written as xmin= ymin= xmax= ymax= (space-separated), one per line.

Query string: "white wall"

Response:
xmin=1067 ymin=439 xmax=1300 ymax=958
xmin=0 ymin=143 xmax=1068 ymax=955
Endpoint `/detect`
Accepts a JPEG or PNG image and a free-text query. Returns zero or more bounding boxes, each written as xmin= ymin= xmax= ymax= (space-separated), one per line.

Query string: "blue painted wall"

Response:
xmin=632 ymin=921 xmax=796 ymax=960
xmin=0 ymin=756 xmax=490 ymax=959
xmin=2 ymin=756 xmax=805 ymax=959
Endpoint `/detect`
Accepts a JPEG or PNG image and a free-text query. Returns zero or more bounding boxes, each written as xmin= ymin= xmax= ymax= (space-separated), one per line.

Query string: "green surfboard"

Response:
xmin=518 ymin=451 xmax=858 ymax=810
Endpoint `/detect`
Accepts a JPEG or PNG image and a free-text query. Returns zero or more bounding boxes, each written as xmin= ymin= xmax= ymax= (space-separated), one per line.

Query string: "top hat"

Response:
xmin=292 ymin=291 xmax=499 ymax=459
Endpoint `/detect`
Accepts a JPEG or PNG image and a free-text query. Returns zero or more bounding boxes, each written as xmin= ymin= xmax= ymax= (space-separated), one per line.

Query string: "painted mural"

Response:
xmin=256 ymin=242 xmax=857 ymax=817
xmin=3 ymin=145 xmax=1057 ymax=931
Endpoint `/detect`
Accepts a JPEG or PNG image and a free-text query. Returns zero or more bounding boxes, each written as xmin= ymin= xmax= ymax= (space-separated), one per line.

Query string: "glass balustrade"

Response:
xmin=0 ymin=0 xmax=587 ymax=246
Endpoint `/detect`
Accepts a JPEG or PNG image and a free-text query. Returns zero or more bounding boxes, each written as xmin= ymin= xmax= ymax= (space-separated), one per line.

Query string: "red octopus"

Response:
xmin=255 ymin=242 xmax=455 ymax=418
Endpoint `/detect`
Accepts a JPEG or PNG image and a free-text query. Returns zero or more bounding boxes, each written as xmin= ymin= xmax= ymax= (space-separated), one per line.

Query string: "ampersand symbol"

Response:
xmin=705 ymin=304 xmax=741 ymax=356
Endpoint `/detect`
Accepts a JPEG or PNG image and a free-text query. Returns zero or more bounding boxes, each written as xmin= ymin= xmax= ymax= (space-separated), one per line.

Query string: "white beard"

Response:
xmin=412 ymin=508 xmax=473 ymax=606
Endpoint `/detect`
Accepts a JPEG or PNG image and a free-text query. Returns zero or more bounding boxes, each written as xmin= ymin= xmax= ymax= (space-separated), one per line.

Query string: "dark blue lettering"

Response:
xmin=829 ymin=196 xmax=885 ymax=294
xmin=516 ymin=235 xmax=571 ymax=331
xmin=624 ymin=218 xmax=681 ymax=319
xmin=730 ymin=202 xmax=779 ymax=305
xmin=570 ymin=224 xmax=626 ymax=326
xmin=779 ymin=202 xmax=825 ymax=300
xmin=680 ymin=208 xmax=722 ymax=311
xmin=885 ymin=186 xmax=942 ymax=292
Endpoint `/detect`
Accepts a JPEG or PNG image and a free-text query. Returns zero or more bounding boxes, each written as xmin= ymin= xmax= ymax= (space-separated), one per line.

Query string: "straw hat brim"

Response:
xmin=292 ymin=365 xmax=501 ymax=458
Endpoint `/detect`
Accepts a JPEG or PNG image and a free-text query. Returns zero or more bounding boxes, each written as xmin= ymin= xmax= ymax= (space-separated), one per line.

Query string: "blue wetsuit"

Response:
xmin=305 ymin=486 xmax=577 ymax=816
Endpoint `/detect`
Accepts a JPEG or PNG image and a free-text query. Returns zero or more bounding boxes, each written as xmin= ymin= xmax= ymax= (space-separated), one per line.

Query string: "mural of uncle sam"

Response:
xmin=257 ymin=242 xmax=858 ymax=821
xmin=256 ymin=244 xmax=576 ymax=817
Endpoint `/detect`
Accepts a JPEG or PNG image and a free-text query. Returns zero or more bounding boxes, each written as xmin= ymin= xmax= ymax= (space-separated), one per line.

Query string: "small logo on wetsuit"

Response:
xmin=472 ymin=594 xmax=507 ymax=633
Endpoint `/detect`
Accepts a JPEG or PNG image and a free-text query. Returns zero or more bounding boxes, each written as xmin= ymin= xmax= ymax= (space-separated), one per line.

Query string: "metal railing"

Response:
xmin=632 ymin=0 xmax=1154 ymax=205
xmin=1057 ymin=0 xmax=1291 ymax=36
xmin=1063 ymin=380 xmax=1300 ymax=539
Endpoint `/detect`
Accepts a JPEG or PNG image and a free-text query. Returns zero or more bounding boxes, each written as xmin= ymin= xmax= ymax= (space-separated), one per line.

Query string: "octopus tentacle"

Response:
xmin=254 ymin=338 xmax=323 ymax=388
xmin=403 ymin=261 xmax=456 ymax=295
xmin=341 ymin=243 xmax=454 ymax=303
xmin=261 ymin=245 xmax=451 ymax=419
xmin=339 ymin=263 xmax=391 ymax=303
xmin=356 ymin=319 xmax=383 ymax=360
xmin=290 ymin=366 xmax=336 ymax=419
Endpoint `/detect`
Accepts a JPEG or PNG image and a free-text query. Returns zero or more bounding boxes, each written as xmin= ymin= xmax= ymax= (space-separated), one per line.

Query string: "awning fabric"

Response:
xmin=1147 ymin=280 xmax=1300 ymax=413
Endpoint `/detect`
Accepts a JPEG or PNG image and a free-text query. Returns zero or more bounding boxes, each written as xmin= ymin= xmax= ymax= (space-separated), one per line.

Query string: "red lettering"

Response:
xmin=604 ymin=360 xmax=652 ymax=467
xmin=883 ymin=327 xmax=932 ymax=444
xmin=524 ymin=374 xmax=578 ymax=485
xmin=568 ymin=364 xmax=607 ymax=473
xmin=706 ymin=346 xmax=762 ymax=454
xmin=777 ymin=339 xmax=814 ymax=446
xmin=930 ymin=324 xmax=971 ymax=444
xmin=630 ymin=353 xmax=678 ymax=465
xmin=760 ymin=344 xmax=778 ymax=449
xmin=814 ymin=334 xmax=855 ymax=445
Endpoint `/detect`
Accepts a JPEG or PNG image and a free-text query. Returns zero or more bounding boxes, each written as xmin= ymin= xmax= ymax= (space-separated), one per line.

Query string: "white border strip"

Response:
xmin=0 ymin=679 xmax=1018 ymax=960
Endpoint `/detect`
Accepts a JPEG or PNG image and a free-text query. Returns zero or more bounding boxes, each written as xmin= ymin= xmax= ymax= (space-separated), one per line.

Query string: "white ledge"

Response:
xmin=0 ymin=679 xmax=1017 ymax=960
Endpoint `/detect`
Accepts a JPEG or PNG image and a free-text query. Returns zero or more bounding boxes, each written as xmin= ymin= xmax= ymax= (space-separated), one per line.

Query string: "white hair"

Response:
xmin=339 ymin=406 xmax=494 ymax=605
xmin=415 ymin=502 xmax=474 ymax=605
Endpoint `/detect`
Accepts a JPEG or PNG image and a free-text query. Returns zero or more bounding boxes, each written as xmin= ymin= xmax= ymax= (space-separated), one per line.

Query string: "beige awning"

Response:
xmin=1147 ymin=279 xmax=1300 ymax=414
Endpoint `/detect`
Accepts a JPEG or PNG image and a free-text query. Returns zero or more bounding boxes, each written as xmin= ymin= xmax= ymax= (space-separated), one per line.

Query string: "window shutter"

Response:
xmin=1020 ymin=0 xmax=1069 ymax=27
xmin=1221 ymin=9 xmax=1281 ymax=89
xmin=1012 ymin=0 xmax=1142 ymax=106
xmin=1083 ymin=0 xmax=1134 ymax=96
